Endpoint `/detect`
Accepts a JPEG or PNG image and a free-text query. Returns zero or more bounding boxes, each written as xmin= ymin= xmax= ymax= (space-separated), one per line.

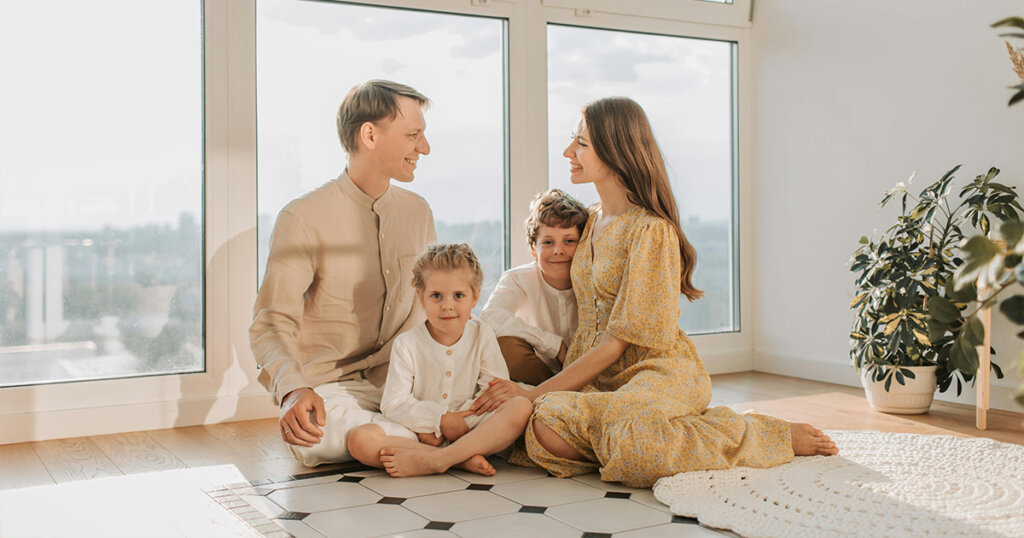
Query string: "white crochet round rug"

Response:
xmin=653 ymin=430 xmax=1024 ymax=538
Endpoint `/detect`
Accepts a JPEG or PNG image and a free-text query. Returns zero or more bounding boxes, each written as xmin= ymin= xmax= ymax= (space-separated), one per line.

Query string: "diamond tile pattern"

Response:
xmin=217 ymin=458 xmax=734 ymax=537
xmin=268 ymin=482 xmax=380 ymax=512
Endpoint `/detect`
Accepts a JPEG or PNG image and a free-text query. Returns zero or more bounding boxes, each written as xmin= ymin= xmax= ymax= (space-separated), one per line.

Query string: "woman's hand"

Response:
xmin=471 ymin=379 xmax=532 ymax=414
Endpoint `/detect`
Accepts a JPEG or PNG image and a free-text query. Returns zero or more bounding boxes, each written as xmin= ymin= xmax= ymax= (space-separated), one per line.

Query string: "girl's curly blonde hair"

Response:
xmin=412 ymin=243 xmax=484 ymax=294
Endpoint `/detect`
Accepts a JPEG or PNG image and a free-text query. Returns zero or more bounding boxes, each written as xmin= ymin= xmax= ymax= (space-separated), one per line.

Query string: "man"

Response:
xmin=250 ymin=80 xmax=436 ymax=465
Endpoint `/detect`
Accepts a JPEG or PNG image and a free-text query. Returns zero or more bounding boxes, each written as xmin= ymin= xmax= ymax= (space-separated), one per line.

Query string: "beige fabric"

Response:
xmin=496 ymin=336 xmax=556 ymax=386
xmin=250 ymin=171 xmax=436 ymax=404
xmin=480 ymin=261 xmax=577 ymax=371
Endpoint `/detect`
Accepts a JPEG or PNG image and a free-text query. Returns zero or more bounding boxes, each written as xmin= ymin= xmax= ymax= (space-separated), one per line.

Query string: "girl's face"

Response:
xmin=531 ymin=225 xmax=579 ymax=290
xmin=417 ymin=268 xmax=479 ymax=344
xmin=563 ymin=118 xmax=617 ymax=185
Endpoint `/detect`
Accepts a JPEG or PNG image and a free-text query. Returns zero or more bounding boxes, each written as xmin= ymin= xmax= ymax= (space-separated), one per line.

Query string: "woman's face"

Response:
xmin=563 ymin=118 xmax=616 ymax=185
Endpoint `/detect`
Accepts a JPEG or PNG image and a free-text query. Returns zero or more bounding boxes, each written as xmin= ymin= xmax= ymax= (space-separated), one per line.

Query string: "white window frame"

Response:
xmin=0 ymin=0 xmax=753 ymax=443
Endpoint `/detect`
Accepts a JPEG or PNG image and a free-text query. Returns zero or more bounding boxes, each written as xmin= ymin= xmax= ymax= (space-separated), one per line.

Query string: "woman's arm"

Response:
xmin=471 ymin=332 xmax=627 ymax=413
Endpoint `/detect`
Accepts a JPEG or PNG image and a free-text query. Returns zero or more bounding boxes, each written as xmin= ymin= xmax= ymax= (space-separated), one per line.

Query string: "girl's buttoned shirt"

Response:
xmin=381 ymin=317 xmax=509 ymax=437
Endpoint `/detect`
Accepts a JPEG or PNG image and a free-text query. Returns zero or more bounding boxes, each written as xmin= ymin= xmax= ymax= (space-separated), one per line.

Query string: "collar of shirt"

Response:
xmin=339 ymin=170 xmax=393 ymax=212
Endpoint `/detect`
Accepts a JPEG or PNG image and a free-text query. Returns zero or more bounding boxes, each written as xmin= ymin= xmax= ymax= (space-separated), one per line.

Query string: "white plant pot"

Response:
xmin=859 ymin=365 xmax=938 ymax=414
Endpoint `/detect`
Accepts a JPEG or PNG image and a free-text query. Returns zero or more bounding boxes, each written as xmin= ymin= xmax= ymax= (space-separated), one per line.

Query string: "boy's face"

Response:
xmin=418 ymin=269 xmax=479 ymax=343
xmin=532 ymin=225 xmax=580 ymax=287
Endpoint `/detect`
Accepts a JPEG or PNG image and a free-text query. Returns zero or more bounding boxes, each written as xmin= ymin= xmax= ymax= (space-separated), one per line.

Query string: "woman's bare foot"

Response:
xmin=380 ymin=447 xmax=445 ymax=477
xmin=455 ymin=455 xmax=495 ymax=476
xmin=790 ymin=423 xmax=839 ymax=456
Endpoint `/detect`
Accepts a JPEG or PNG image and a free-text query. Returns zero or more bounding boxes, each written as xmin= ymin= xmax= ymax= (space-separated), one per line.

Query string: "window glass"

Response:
xmin=0 ymin=2 xmax=204 ymax=387
xmin=547 ymin=24 xmax=737 ymax=334
xmin=257 ymin=0 xmax=506 ymax=312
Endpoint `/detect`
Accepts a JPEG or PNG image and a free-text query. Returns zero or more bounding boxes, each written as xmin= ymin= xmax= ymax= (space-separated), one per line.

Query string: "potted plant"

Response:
xmin=849 ymin=166 xmax=1020 ymax=413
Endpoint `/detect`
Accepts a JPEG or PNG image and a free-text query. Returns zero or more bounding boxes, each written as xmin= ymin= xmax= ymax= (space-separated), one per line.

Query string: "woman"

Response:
xmin=472 ymin=97 xmax=837 ymax=488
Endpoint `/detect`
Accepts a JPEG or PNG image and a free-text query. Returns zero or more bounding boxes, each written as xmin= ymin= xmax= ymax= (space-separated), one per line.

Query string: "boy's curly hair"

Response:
xmin=412 ymin=243 xmax=484 ymax=294
xmin=524 ymin=189 xmax=589 ymax=248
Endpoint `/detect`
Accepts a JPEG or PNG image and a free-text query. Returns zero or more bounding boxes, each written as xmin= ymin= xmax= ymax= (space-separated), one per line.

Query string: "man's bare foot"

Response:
xmin=790 ymin=423 xmax=839 ymax=456
xmin=380 ymin=447 xmax=445 ymax=477
xmin=455 ymin=455 xmax=495 ymax=476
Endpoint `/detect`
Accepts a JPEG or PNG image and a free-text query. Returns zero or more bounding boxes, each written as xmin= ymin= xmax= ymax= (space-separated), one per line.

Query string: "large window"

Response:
xmin=0 ymin=2 xmax=204 ymax=387
xmin=547 ymin=24 xmax=737 ymax=334
xmin=256 ymin=0 xmax=507 ymax=308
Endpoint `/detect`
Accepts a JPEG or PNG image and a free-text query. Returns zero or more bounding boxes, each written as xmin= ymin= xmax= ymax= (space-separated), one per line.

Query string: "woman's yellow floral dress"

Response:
xmin=513 ymin=206 xmax=793 ymax=488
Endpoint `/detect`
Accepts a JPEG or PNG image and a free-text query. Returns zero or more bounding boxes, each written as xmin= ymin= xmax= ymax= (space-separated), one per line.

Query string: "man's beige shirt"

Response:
xmin=250 ymin=172 xmax=436 ymax=404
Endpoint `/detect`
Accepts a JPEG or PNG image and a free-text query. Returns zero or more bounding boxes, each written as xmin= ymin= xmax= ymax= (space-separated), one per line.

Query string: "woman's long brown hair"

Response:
xmin=583 ymin=97 xmax=704 ymax=301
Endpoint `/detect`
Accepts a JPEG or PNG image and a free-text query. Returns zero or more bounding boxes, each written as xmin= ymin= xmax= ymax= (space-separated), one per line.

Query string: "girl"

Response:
xmin=346 ymin=243 xmax=534 ymax=477
xmin=472 ymin=97 xmax=838 ymax=488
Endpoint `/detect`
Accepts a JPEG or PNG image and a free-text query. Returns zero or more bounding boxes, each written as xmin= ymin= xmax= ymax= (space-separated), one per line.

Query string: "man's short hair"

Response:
xmin=524 ymin=189 xmax=590 ymax=248
xmin=336 ymin=80 xmax=430 ymax=154
xmin=412 ymin=243 xmax=484 ymax=295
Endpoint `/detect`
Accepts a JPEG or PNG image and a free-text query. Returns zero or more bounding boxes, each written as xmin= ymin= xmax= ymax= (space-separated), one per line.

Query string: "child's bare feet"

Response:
xmin=380 ymin=447 xmax=445 ymax=477
xmin=790 ymin=423 xmax=839 ymax=456
xmin=455 ymin=455 xmax=495 ymax=476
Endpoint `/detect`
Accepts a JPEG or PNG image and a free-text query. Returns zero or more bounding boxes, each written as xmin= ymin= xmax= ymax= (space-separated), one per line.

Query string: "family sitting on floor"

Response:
xmin=249 ymin=79 xmax=838 ymax=490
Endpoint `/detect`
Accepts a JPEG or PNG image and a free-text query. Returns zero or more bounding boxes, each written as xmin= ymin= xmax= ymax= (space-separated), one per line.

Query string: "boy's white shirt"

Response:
xmin=381 ymin=316 xmax=510 ymax=437
xmin=479 ymin=261 xmax=578 ymax=372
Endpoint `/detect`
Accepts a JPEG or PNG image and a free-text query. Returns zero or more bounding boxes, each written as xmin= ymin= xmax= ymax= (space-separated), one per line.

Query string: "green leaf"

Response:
xmin=1001 ymin=220 xmax=1024 ymax=246
xmin=999 ymin=295 xmax=1024 ymax=324
xmin=991 ymin=361 xmax=1003 ymax=379
xmin=895 ymin=369 xmax=905 ymax=385
xmin=956 ymin=236 xmax=1001 ymax=286
xmin=927 ymin=318 xmax=948 ymax=343
xmin=1010 ymin=88 xmax=1024 ymax=107
xmin=859 ymin=236 xmax=869 ymax=245
xmin=951 ymin=337 xmax=980 ymax=374
xmin=992 ymin=16 xmax=1024 ymax=31
xmin=902 ymin=368 xmax=916 ymax=380
xmin=964 ymin=316 xmax=986 ymax=347
xmin=927 ymin=296 xmax=960 ymax=323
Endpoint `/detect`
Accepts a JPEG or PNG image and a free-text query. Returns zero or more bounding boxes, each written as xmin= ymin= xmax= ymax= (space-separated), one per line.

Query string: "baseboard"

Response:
xmin=753 ymin=351 xmax=1022 ymax=413
xmin=0 ymin=392 xmax=279 ymax=444
xmin=703 ymin=349 xmax=755 ymax=375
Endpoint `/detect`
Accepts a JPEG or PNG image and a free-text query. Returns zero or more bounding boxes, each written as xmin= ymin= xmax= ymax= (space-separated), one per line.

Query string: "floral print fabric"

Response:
xmin=511 ymin=207 xmax=793 ymax=488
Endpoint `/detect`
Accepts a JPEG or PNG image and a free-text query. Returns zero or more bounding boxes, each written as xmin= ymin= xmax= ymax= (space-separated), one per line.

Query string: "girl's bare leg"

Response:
xmin=348 ymin=424 xmax=492 ymax=473
xmin=380 ymin=397 xmax=533 ymax=477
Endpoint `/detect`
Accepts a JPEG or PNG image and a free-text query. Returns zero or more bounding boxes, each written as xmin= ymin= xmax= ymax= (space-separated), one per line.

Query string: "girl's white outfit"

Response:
xmin=381 ymin=317 xmax=509 ymax=438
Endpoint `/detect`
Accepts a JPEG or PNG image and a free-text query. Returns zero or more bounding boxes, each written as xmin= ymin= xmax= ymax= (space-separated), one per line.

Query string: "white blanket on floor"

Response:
xmin=653 ymin=430 xmax=1024 ymax=538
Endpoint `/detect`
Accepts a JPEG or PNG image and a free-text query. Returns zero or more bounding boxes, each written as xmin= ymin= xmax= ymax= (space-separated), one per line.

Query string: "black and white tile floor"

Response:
xmin=206 ymin=458 xmax=733 ymax=538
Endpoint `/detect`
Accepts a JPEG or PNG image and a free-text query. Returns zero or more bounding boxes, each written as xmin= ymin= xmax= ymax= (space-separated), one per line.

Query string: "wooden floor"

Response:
xmin=2 ymin=372 xmax=1021 ymax=492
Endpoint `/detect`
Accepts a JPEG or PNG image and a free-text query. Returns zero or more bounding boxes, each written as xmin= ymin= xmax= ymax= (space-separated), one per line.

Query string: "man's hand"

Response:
xmin=471 ymin=379 xmax=532 ymax=414
xmin=556 ymin=341 xmax=568 ymax=364
xmin=417 ymin=432 xmax=444 ymax=447
xmin=439 ymin=410 xmax=474 ymax=443
xmin=280 ymin=387 xmax=326 ymax=447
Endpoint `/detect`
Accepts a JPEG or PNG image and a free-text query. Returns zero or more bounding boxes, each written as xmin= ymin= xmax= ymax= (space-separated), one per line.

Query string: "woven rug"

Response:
xmin=653 ymin=430 xmax=1024 ymax=538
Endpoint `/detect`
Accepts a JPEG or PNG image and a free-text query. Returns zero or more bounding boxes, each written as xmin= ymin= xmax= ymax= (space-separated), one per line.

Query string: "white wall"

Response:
xmin=750 ymin=0 xmax=1024 ymax=411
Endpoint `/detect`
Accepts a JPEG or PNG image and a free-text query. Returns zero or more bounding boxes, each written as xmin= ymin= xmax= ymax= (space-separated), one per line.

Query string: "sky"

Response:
xmin=0 ymin=0 xmax=733 ymax=233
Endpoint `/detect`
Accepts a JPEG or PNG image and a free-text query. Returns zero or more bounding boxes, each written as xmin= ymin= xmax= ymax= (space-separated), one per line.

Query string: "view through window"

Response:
xmin=547 ymin=24 xmax=738 ymax=334
xmin=256 ymin=0 xmax=507 ymax=311
xmin=0 ymin=2 xmax=204 ymax=387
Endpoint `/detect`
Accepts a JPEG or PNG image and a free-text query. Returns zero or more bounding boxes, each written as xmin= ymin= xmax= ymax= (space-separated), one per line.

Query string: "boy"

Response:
xmin=346 ymin=244 xmax=533 ymax=477
xmin=480 ymin=189 xmax=589 ymax=384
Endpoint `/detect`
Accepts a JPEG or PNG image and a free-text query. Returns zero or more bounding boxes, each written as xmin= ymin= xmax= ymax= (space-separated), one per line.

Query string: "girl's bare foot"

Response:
xmin=380 ymin=447 xmax=445 ymax=477
xmin=455 ymin=455 xmax=495 ymax=476
xmin=790 ymin=423 xmax=839 ymax=456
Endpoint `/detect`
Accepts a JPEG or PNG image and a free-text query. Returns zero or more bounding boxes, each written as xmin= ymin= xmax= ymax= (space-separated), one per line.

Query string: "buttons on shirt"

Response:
xmin=385 ymin=305 xmax=391 ymax=312
xmin=442 ymin=393 xmax=448 ymax=399
xmin=385 ymin=269 xmax=391 ymax=275
xmin=445 ymin=350 xmax=452 ymax=356
xmin=445 ymin=371 xmax=452 ymax=377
